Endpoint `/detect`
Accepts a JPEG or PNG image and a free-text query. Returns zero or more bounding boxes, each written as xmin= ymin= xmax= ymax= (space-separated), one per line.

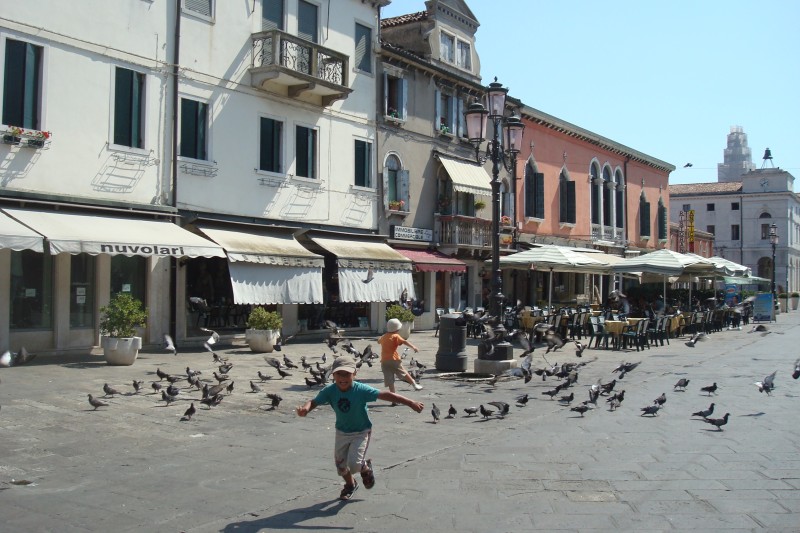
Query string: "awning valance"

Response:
xmin=438 ymin=156 xmax=491 ymax=196
xmin=2 ymin=208 xmax=225 ymax=258
xmin=308 ymin=236 xmax=414 ymax=303
xmin=395 ymin=247 xmax=467 ymax=273
xmin=197 ymin=225 xmax=323 ymax=267
xmin=0 ymin=211 xmax=44 ymax=252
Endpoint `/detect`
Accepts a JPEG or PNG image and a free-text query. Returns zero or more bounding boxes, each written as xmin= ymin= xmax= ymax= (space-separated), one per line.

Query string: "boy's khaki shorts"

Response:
xmin=380 ymin=360 xmax=406 ymax=387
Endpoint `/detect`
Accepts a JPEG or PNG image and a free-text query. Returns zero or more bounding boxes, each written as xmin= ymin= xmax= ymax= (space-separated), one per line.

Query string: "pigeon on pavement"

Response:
xmin=692 ymin=403 xmax=715 ymax=418
xmin=674 ymin=378 xmax=690 ymax=391
xmin=431 ymin=403 xmax=440 ymax=423
xmin=463 ymin=407 xmax=478 ymax=417
xmin=700 ymin=382 xmax=718 ymax=396
xmin=703 ymin=413 xmax=730 ymax=431
xmin=87 ymin=394 xmax=108 ymax=410
xmin=447 ymin=404 xmax=457 ymax=418
xmin=182 ymin=402 xmax=196 ymax=421
xmin=640 ymin=404 xmax=661 ymax=416
xmin=755 ymin=371 xmax=777 ymax=395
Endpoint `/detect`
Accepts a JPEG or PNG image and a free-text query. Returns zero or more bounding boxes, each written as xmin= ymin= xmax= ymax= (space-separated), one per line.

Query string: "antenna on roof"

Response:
xmin=761 ymin=147 xmax=774 ymax=169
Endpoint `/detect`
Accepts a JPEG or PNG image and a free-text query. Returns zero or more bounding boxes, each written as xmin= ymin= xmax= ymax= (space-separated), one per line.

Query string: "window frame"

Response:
xmin=435 ymin=88 xmax=456 ymax=135
xmin=706 ymin=203 xmax=715 ymax=212
xmin=182 ymin=0 xmax=215 ymax=22
xmin=261 ymin=0 xmax=285 ymax=31
xmin=524 ymin=163 xmax=545 ymax=220
xmin=456 ymin=40 xmax=472 ymax=71
xmin=707 ymin=225 xmax=715 ymax=236
xmin=258 ymin=114 xmax=284 ymax=175
xmin=111 ymin=66 xmax=146 ymax=151
xmin=354 ymin=22 xmax=372 ymax=74
xmin=559 ymin=172 xmax=576 ymax=225
xmin=731 ymin=224 xmax=740 ymax=241
xmin=294 ymin=123 xmax=318 ymax=180
xmin=2 ymin=37 xmax=44 ymax=131
xmin=178 ymin=96 xmax=209 ymax=161
xmin=439 ymin=31 xmax=455 ymax=63
xmin=383 ymin=71 xmax=407 ymax=122
xmin=731 ymin=202 xmax=740 ymax=211
xmin=353 ymin=137 xmax=373 ymax=189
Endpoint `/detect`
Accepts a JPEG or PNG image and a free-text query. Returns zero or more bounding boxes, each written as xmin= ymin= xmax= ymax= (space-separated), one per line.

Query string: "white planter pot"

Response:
xmin=398 ymin=321 xmax=414 ymax=340
xmin=102 ymin=336 xmax=142 ymax=366
xmin=246 ymin=329 xmax=281 ymax=353
xmin=792 ymin=297 xmax=799 ymax=311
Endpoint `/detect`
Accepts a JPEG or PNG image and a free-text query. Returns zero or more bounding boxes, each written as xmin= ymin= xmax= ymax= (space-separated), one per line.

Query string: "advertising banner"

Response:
xmin=752 ymin=293 xmax=774 ymax=322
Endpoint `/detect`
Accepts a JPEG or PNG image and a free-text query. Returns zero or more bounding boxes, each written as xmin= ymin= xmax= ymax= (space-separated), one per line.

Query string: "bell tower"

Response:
xmin=717 ymin=126 xmax=755 ymax=182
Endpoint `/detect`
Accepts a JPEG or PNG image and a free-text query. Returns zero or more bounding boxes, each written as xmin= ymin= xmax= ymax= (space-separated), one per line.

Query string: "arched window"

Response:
xmin=524 ymin=160 xmax=544 ymax=218
xmin=385 ymin=154 xmax=401 ymax=202
xmin=559 ymin=168 xmax=576 ymax=224
xmin=590 ymin=163 xmax=600 ymax=224
xmin=602 ymin=166 xmax=612 ymax=227
xmin=759 ymin=212 xmax=772 ymax=240
xmin=614 ymin=169 xmax=624 ymax=228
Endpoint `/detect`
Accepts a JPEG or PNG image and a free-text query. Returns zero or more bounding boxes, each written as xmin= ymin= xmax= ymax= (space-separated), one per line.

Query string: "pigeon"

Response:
xmin=182 ymin=402 xmax=196 ymax=421
xmin=683 ymin=162 xmax=693 ymax=167
xmin=87 ymin=393 xmax=109 ymax=409
xmin=640 ymin=404 xmax=661 ymax=416
xmin=674 ymin=378 xmax=690 ymax=391
xmin=793 ymin=359 xmax=800 ymax=380
xmin=479 ymin=404 xmax=494 ymax=419
xmin=755 ymin=371 xmax=777 ymax=395
xmin=13 ymin=347 xmax=35 ymax=365
xmin=606 ymin=390 xmax=625 ymax=405
xmin=600 ymin=379 xmax=616 ymax=395
xmin=103 ymin=383 xmax=121 ymax=397
xmin=200 ymin=327 xmax=220 ymax=345
xmin=211 ymin=351 xmax=229 ymax=363
xmin=362 ymin=267 xmax=374 ymax=283
xmin=277 ymin=368 xmax=292 ymax=379
xmin=283 ymin=355 xmax=298 ymax=369
xmin=257 ymin=370 xmax=271 ymax=382
xmin=447 ymin=404 xmax=457 ymax=418
xmin=700 ymin=382 xmax=718 ymax=396
xmin=654 ymin=393 xmax=667 ymax=407
xmin=692 ymin=403 xmax=715 ymax=418
xmin=749 ymin=324 xmax=769 ymax=334
xmin=218 ymin=363 xmax=233 ymax=374
xmin=206 ymin=383 xmax=225 ymax=398
xmin=166 ymin=384 xmax=180 ymax=397
xmin=570 ymin=404 xmax=590 ymax=416
xmin=151 ymin=382 xmax=162 ymax=393
xmin=574 ymin=341 xmax=587 ymax=358
xmin=488 ymin=401 xmax=510 ymax=417
xmin=545 ymin=331 xmax=565 ymax=354
xmin=515 ymin=394 xmax=529 ymax=406
xmin=156 ymin=368 xmax=169 ymax=381
xmin=266 ymin=393 xmax=282 ymax=409
xmin=250 ymin=381 xmax=262 ymax=393
xmin=200 ymin=394 xmax=223 ymax=408
xmin=213 ymin=372 xmax=230 ymax=383
xmin=165 ymin=375 xmax=182 ymax=384
xmin=541 ymin=389 xmax=559 ymax=400
xmin=703 ymin=413 xmax=730 ymax=431
xmin=132 ymin=380 xmax=144 ymax=393
xmin=463 ymin=407 xmax=479 ymax=417
xmin=304 ymin=377 xmax=320 ymax=388
xmin=186 ymin=367 xmax=202 ymax=379
xmin=164 ymin=334 xmax=177 ymax=355
xmin=587 ymin=387 xmax=599 ymax=406
xmin=431 ymin=403 xmax=440 ymax=423
xmin=684 ymin=332 xmax=708 ymax=348
xmin=226 ymin=381 xmax=235 ymax=394
xmin=0 ymin=350 xmax=11 ymax=368
xmin=161 ymin=390 xmax=177 ymax=405
xmin=558 ymin=392 xmax=574 ymax=405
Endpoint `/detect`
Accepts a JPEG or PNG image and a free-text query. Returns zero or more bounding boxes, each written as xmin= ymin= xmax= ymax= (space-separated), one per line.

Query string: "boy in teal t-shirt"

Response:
xmin=296 ymin=355 xmax=423 ymax=500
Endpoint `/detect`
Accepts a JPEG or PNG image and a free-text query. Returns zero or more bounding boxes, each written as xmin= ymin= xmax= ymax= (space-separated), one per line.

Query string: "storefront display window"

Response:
xmin=111 ymin=255 xmax=146 ymax=305
xmin=10 ymin=250 xmax=53 ymax=330
xmin=70 ymin=255 xmax=95 ymax=328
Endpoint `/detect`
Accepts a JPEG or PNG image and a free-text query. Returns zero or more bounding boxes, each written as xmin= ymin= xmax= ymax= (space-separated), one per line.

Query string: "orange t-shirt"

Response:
xmin=378 ymin=332 xmax=404 ymax=362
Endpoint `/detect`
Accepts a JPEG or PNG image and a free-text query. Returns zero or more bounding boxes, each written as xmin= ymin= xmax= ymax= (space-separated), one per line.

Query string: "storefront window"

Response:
xmin=411 ymin=272 xmax=426 ymax=310
xmin=9 ymin=250 xmax=53 ymax=330
xmin=111 ymin=255 xmax=146 ymax=305
xmin=70 ymin=255 xmax=95 ymax=327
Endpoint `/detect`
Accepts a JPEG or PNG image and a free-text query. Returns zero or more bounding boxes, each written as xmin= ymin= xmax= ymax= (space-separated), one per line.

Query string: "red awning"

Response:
xmin=395 ymin=248 xmax=467 ymax=273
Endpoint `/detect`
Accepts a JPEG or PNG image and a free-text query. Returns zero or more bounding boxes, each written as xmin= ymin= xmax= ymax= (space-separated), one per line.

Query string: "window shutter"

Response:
xmin=298 ymin=0 xmax=318 ymax=43
xmin=457 ymin=97 xmax=465 ymax=137
xmin=658 ymin=203 xmax=668 ymax=239
xmin=185 ymin=0 xmax=212 ymax=17
xmin=567 ymin=180 xmax=576 ymax=223
xmin=382 ymin=73 xmax=389 ymax=115
xmin=534 ymin=172 xmax=545 ymax=218
xmin=434 ymin=89 xmax=441 ymax=132
xmin=354 ymin=141 xmax=368 ymax=187
xmin=400 ymin=79 xmax=408 ymax=120
xmin=355 ymin=24 xmax=371 ymax=73
xmin=615 ymin=188 xmax=624 ymax=228
xmin=559 ymin=179 xmax=567 ymax=223
xmin=262 ymin=0 xmax=283 ymax=30
xmin=382 ymin=165 xmax=390 ymax=208
xmin=591 ymin=182 xmax=600 ymax=224
xmin=640 ymin=200 xmax=651 ymax=237
xmin=525 ymin=170 xmax=535 ymax=217
xmin=399 ymin=169 xmax=410 ymax=209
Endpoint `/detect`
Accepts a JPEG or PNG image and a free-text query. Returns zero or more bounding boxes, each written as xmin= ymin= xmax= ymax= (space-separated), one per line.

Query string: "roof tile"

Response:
xmin=669 ymin=182 xmax=742 ymax=195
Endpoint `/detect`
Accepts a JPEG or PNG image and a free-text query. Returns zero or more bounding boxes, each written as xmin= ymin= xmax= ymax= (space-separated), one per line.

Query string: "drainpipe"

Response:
xmin=169 ymin=0 xmax=181 ymax=339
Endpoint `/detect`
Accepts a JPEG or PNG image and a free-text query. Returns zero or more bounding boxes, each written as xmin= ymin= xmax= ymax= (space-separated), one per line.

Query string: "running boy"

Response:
xmin=379 ymin=318 xmax=423 ymax=392
xmin=296 ymin=355 xmax=424 ymax=500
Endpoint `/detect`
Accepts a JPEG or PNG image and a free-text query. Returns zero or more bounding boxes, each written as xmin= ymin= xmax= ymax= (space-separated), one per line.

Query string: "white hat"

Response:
xmin=386 ymin=318 xmax=402 ymax=332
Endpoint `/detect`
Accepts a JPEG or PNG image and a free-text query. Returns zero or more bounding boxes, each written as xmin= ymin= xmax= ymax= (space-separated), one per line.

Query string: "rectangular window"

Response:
xmin=731 ymin=202 xmax=740 ymax=210
xmin=731 ymin=224 xmax=740 ymax=241
xmin=658 ymin=204 xmax=668 ymax=240
xmin=114 ymin=67 xmax=145 ymax=148
xmin=439 ymin=32 xmax=454 ymax=63
xmin=183 ymin=0 xmax=213 ymax=17
xmin=706 ymin=203 xmax=715 ymax=211
xmin=435 ymin=90 xmax=454 ymax=133
xmin=298 ymin=0 xmax=318 ymax=43
xmin=70 ymin=255 xmax=95 ymax=328
xmin=9 ymin=249 xmax=53 ymax=330
xmin=355 ymin=23 xmax=371 ymax=73
xmin=761 ymin=224 xmax=770 ymax=240
xmin=3 ymin=38 xmax=43 ymax=130
xmin=640 ymin=201 xmax=651 ymax=237
xmin=707 ymin=225 xmax=715 ymax=236
xmin=457 ymin=41 xmax=471 ymax=71
xmin=354 ymin=139 xmax=371 ymax=187
xmin=559 ymin=179 xmax=576 ymax=224
xmin=384 ymin=74 xmax=406 ymax=120
xmin=259 ymin=116 xmax=283 ymax=173
xmin=262 ymin=0 xmax=284 ymax=30
xmin=295 ymin=125 xmax=317 ymax=179
xmin=111 ymin=255 xmax=146 ymax=306
xmin=525 ymin=172 xmax=545 ymax=219
xmin=682 ymin=204 xmax=690 ymax=212
xmin=179 ymin=98 xmax=208 ymax=160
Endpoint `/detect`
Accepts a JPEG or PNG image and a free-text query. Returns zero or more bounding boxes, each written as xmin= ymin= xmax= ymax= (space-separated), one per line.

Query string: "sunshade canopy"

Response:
xmin=0 ymin=211 xmax=43 ymax=252
xmin=3 ymin=208 xmax=224 ymax=258
xmin=198 ymin=225 xmax=323 ymax=267
xmin=438 ymin=155 xmax=491 ymax=196
xmin=499 ymin=245 xmax=610 ymax=273
xmin=395 ymin=248 xmax=467 ymax=273
xmin=611 ymin=249 xmax=715 ymax=276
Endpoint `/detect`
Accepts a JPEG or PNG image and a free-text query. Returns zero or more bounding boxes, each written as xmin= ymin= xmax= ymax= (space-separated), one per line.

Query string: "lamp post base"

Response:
xmin=474 ymin=358 xmax=518 ymax=376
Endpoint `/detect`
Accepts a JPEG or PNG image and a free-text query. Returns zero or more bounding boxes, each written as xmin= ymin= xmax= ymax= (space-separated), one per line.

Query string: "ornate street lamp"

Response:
xmin=770 ymin=222 xmax=778 ymax=316
xmin=464 ymin=78 xmax=525 ymax=321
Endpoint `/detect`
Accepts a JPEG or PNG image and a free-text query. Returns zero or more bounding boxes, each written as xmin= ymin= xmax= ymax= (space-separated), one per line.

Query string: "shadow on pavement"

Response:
xmin=221 ymin=498 xmax=350 ymax=531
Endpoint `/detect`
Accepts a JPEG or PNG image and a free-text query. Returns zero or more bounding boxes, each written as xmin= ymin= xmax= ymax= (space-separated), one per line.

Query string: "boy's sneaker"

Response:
xmin=361 ymin=459 xmax=375 ymax=489
xmin=340 ymin=481 xmax=359 ymax=500
xmin=413 ymin=382 xmax=423 ymax=391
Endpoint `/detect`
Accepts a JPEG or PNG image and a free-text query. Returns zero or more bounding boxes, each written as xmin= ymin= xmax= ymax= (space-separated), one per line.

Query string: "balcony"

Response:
xmin=436 ymin=214 xmax=493 ymax=248
xmin=250 ymin=29 xmax=352 ymax=106
xmin=591 ymin=224 xmax=625 ymax=246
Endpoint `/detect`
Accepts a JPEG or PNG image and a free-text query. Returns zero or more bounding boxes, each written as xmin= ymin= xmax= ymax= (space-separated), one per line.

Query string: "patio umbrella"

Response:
xmin=498 ymin=245 xmax=610 ymax=310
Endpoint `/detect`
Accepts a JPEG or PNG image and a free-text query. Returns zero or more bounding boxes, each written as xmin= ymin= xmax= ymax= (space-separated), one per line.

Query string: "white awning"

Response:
xmin=438 ymin=156 xmax=492 ymax=196
xmin=0 ymin=211 xmax=44 ymax=252
xmin=2 ymin=208 xmax=225 ymax=257
xmin=308 ymin=236 xmax=415 ymax=303
xmin=197 ymin=225 xmax=324 ymax=305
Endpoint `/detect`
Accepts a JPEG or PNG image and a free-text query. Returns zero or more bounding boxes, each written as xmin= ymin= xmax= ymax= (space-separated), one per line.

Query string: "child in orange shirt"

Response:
xmin=377 ymin=318 xmax=422 ymax=392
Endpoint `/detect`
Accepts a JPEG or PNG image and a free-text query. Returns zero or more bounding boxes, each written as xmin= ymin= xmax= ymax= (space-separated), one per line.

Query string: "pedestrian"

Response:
xmin=295 ymin=355 xmax=424 ymax=500
xmin=379 ymin=318 xmax=424 ymax=392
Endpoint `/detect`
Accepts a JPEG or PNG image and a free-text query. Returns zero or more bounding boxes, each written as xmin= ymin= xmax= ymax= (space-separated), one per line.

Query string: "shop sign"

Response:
xmin=391 ymin=225 xmax=432 ymax=242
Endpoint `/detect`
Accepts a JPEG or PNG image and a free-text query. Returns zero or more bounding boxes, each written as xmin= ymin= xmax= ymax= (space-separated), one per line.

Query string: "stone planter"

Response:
xmin=778 ymin=298 xmax=787 ymax=314
xmin=102 ymin=336 xmax=142 ymax=366
xmin=246 ymin=328 xmax=281 ymax=353
xmin=792 ymin=297 xmax=799 ymax=311
xmin=398 ymin=321 xmax=414 ymax=340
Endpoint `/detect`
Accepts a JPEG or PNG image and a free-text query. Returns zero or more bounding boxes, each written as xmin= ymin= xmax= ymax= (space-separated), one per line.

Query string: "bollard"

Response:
xmin=435 ymin=314 xmax=468 ymax=371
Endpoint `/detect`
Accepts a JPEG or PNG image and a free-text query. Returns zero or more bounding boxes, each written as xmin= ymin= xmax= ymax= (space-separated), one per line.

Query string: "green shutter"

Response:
xmin=185 ymin=0 xmax=211 ymax=17
xmin=658 ymin=203 xmax=668 ymax=239
xmin=559 ymin=179 xmax=567 ymax=223
xmin=567 ymin=180 xmax=576 ymax=224
xmin=298 ymin=0 xmax=318 ymax=43
xmin=355 ymin=24 xmax=371 ymax=73
xmin=534 ymin=172 xmax=545 ymax=218
xmin=615 ymin=189 xmax=624 ymax=227
xmin=525 ymin=167 xmax=535 ymax=217
xmin=114 ymin=68 xmax=133 ymax=147
xmin=640 ymin=200 xmax=651 ymax=237
xmin=262 ymin=0 xmax=283 ymax=31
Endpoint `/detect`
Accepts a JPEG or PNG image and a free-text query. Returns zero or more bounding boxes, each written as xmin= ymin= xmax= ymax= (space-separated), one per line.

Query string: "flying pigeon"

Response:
xmin=700 ymin=382 xmax=718 ymax=396
xmin=488 ymin=401 xmax=510 ymax=417
xmin=692 ymin=403 xmax=715 ymax=418
xmin=266 ymin=393 xmax=282 ymax=409
xmin=431 ymin=403 xmax=440 ymax=423
xmin=182 ymin=402 xmax=196 ymax=421
xmin=13 ymin=347 xmax=35 ymax=365
xmin=703 ymin=413 xmax=730 ymax=431
xmin=132 ymin=380 xmax=144 ymax=393
xmin=200 ymin=327 xmax=220 ymax=345
xmin=574 ymin=340 xmax=587 ymax=358
xmin=164 ymin=334 xmax=177 ymax=356
xmin=755 ymin=371 xmax=777 ymax=395
xmin=683 ymin=163 xmax=693 ymax=167
xmin=674 ymin=378 xmax=690 ymax=391
xmin=685 ymin=332 xmax=707 ymax=348
xmin=87 ymin=394 xmax=108 ymax=410
xmin=362 ymin=267 xmax=374 ymax=283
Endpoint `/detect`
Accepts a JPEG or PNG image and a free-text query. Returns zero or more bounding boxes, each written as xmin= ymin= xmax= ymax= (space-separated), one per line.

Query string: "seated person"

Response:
xmin=653 ymin=295 xmax=665 ymax=314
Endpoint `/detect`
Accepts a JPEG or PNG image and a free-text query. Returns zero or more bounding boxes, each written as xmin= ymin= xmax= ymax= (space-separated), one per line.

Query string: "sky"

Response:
xmin=380 ymin=0 xmax=800 ymax=189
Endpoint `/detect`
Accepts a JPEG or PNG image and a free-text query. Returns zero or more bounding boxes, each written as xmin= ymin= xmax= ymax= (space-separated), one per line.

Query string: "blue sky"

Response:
xmin=380 ymin=1 xmax=800 ymax=188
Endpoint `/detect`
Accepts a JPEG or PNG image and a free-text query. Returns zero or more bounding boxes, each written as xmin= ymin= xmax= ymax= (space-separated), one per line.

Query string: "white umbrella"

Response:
xmin=498 ymin=245 xmax=610 ymax=310
xmin=611 ymin=249 xmax=716 ymax=304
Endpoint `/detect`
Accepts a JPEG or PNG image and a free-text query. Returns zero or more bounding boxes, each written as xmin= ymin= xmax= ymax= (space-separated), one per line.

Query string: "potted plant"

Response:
xmin=791 ymin=292 xmax=800 ymax=310
xmin=386 ymin=304 xmax=415 ymax=339
xmin=3 ymin=126 xmax=22 ymax=145
xmin=437 ymin=195 xmax=451 ymax=214
xmin=474 ymin=199 xmax=486 ymax=212
xmin=778 ymin=292 xmax=788 ymax=314
xmin=99 ymin=293 xmax=148 ymax=365
xmin=245 ymin=307 xmax=282 ymax=353
xmin=388 ymin=199 xmax=405 ymax=211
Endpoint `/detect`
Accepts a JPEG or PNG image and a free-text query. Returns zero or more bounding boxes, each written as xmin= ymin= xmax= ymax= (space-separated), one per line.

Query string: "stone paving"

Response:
xmin=1 ymin=314 xmax=799 ymax=532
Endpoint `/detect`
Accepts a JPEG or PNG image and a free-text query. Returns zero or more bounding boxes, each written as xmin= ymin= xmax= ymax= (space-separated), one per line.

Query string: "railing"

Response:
xmin=591 ymin=224 xmax=621 ymax=243
xmin=436 ymin=215 xmax=493 ymax=247
xmin=251 ymin=29 xmax=348 ymax=87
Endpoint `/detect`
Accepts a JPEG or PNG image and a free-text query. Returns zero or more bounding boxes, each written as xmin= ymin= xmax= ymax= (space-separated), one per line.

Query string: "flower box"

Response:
xmin=2 ymin=134 xmax=20 ymax=145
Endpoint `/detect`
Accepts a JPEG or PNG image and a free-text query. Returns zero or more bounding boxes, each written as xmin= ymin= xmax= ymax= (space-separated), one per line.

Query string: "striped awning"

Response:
xmin=438 ymin=156 xmax=491 ymax=196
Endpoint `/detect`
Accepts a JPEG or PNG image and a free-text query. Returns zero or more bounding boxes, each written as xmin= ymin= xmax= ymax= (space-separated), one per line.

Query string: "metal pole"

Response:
xmin=490 ymin=116 xmax=503 ymax=320
xmin=772 ymin=240 xmax=777 ymax=319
